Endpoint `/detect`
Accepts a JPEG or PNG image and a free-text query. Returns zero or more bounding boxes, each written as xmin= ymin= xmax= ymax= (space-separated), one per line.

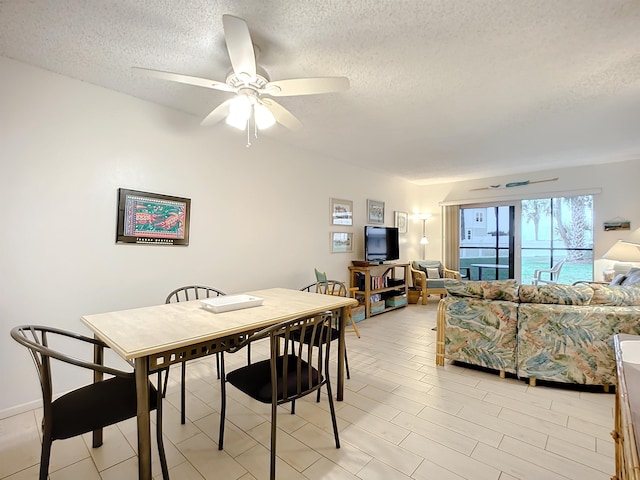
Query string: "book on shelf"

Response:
xmin=371 ymin=275 xmax=388 ymax=289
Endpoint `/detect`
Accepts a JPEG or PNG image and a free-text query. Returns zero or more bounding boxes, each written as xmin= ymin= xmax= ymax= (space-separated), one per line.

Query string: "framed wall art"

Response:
xmin=394 ymin=211 xmax=408 ymax=234
xmin=330 ymin=198 xmax=353 ymax=226
xmin=603 ymin=218 xmax=631 ymax=231
xmin=330 ymin=232 xmax=353 ymax=253
xmin=116 ymin=188 xmax=191 ymax=245
xmin=367 ymin=199 xmax=385 ymax=224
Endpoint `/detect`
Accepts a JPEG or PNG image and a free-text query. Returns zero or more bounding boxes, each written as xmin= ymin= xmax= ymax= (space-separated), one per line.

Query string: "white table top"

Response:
xmin=81 ymin=287 xmax=357 ymax=360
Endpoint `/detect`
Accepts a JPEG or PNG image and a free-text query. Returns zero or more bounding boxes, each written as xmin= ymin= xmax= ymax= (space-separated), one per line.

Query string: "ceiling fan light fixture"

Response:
xmin=254 ymin=103 xmax=275 ymax=129
xmin=134 ymin=15 xmax=348 ymax=141
xmin=225 ymin=95 xmax=251 ymax=130
xmin=225 ymin=111 xmax=248 ymax=130
xmin=229 ymin=94 xmax=251 ymax=115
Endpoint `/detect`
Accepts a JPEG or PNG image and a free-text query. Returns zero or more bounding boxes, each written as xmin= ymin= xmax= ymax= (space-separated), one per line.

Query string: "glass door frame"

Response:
xmin=459 ymin=201 xmax=521 ymax=281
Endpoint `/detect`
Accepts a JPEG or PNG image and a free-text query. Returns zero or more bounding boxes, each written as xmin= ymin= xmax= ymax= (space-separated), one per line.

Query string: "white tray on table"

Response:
xmin=201 ymin=294 xmax=264 ymax=313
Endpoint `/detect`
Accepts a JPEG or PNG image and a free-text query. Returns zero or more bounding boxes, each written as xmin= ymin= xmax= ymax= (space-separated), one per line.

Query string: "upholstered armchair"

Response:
xmin=411 ymin=260 xmax=461 ymax=305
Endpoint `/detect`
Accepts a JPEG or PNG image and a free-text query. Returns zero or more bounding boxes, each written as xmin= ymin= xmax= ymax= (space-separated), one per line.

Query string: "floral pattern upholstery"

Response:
xmin=442 ymin=296 xmax=518 ymax=373
xmin=438 ymin=281 xmax=640 ymax=386
xmin=518 ymin=284 xmax=593 ymax=305
xmin=445 ymin=279 xmax=519 ymax=301
xmin=517 ymin=303 xmax=640 ymax=385
xmin=590 ymin=284 xmax=640 ymax=306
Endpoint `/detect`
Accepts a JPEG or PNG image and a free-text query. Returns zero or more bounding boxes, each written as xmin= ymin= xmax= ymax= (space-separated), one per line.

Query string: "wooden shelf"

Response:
xmin=348 ymin=263 xmax=409 ymax=319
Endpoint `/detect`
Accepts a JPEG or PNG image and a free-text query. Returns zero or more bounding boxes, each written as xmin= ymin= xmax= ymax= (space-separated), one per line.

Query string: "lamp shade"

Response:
xmin=254 ymin=103 xmax=275 ymax=129
xmin=603 ymin=241 xmax=640 ymax=262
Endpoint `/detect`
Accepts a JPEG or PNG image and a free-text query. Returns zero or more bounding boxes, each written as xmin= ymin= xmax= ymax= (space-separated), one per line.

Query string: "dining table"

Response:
xmin=81 ymin=287 xmax=357 ymax=480
xmin=470 ymin=263 xmax=509 ymax=280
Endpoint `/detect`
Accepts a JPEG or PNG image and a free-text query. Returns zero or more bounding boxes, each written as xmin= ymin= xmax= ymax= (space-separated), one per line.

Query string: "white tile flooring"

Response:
xmin=1 ymin=300 xmax=615 ymax=479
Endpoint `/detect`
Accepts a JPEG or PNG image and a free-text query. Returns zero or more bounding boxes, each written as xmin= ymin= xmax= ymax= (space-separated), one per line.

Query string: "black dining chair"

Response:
xmin=217 ymin=312 xmax=340 ymax=480
xmin=10 ymin=325 xmax=169 ymax=480
xmin=164 ymin=285 xmax=228 ymax=424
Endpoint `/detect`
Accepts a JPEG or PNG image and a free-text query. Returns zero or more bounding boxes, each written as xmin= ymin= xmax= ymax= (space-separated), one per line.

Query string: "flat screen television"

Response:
xmin=364 ymin=226 xmax=400 ymax=263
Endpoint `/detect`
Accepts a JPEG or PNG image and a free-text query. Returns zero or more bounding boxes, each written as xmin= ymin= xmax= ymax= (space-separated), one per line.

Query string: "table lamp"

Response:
xmin=602 ymin=240 xmax=640 ymax=277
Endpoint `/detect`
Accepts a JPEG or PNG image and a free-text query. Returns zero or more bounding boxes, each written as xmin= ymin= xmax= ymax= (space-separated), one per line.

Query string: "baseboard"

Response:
xmin=0 ymin=399 xmax=42 ymax=420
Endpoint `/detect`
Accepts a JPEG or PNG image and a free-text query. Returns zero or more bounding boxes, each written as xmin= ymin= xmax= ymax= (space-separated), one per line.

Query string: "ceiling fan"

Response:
xmin=133 ymin=14 xmax=349 ymax=144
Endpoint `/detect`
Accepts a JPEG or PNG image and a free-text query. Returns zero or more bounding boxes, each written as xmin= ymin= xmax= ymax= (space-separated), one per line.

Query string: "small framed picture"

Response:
xmin=367 ymin=199 xmax=385 ymax=224
xmin=330 ymin=198 xmax=353 ymax=226
xmin=603 ymin=220 xmax=631 ymax=231
xmin=330 ymin=232 xmax=353 ymax=253
xmin=394 ymin=211 xmax=408 ymax=234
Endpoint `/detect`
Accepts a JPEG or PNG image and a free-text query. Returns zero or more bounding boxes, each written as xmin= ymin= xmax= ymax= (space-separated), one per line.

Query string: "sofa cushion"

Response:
xmin=610 ymin=274 xmax=627 ymax=286
xmin=622 ymin=268 xmax=640 ymax=286
xmin=445 ymin=279 xmax=519 ymax=302
xmin=483 ymin=279 xmax=520 ymax=301
xmin=445 ymin=280 xmax=484 ymax=298
xmin=591 ymin=284 xmax=640 ymax=306
xmin=427 ymin=279 xmax=446 ymax=289
xmin=519 ymin=284 xmax=593 ymax=305
xmin=412 ymin=260 xmax=443 ymax=277
xmin=426 ymin=267 xmax=441 ymax=279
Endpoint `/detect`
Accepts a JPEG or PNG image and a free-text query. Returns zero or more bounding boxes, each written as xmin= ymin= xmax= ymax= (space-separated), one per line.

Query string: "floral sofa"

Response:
xmin=436 ymin=279 xmax=640 ymax=387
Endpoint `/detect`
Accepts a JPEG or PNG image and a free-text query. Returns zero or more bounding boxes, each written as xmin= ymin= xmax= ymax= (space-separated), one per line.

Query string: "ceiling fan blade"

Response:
xmin=261 ymin=99 xmax=303 ymax=131
xmin=264 ymin=77 xmax=350 ymax=97
xmin=200 ymin=98 xmax=235 ymax=126
xmin=222 ymin=14 xmax=257 ymax=82
xmin=132 ymin=67 xmax=236 ymax=93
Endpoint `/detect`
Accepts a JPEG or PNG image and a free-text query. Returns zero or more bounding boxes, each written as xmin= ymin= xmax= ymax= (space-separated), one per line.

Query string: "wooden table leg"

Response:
xmin=135 ymin=357 xmax=152 ymax=480
xmin=436 ymin=300 xmax=446 ymax=366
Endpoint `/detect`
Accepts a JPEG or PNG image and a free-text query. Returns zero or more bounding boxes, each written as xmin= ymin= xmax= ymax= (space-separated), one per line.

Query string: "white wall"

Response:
xmin=0 ymin=57 xmax=426 ymax=415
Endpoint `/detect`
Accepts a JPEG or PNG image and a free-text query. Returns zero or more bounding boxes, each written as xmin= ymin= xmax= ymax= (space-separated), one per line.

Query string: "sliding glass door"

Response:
xmin=521 ymin=195 xmax=593 ymax=284
xmin=459 ymin=205 xmax=515 ymax=280
xmin=458 ymin=195 xmax=593 ymax=284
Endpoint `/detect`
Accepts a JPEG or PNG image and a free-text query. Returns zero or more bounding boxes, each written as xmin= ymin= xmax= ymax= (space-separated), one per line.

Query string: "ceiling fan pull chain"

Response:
xmin=247 ymin=103 xmax=257 ymax=147
xmin=253 ymin=104 xmax=258 ymax=139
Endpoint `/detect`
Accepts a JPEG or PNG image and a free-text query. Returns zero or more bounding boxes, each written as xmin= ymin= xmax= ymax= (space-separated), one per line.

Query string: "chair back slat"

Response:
xmin=165 ymin=285 xmax=226 ymax=304
xmin=228 ymin=312 xmax=332 ymax=403
xmin=13 ymin=326 xmax=52 ymax=406
xmin=300 ymin=280 xmax=347 ymax=297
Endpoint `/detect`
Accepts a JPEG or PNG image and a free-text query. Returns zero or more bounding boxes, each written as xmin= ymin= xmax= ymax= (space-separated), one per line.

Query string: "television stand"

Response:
xmin=348 ymin=263 xmax=409 ymax=319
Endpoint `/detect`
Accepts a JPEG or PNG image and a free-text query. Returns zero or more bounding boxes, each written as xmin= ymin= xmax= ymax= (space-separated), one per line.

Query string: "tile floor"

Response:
xmin=0 ymin=300 xmax=615 ymax=479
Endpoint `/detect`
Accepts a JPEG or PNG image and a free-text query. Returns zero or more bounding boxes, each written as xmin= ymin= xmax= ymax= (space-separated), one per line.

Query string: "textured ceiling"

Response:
xmin=1 ymin=0 xmax=639 ymax=184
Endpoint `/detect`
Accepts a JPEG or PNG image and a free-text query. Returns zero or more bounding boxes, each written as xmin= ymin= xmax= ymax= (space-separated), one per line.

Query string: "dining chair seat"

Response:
xmin=226 ymin=355 xmax=321 ymax=402
xmin=51 ymin=375 xmax=158 ymax=440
